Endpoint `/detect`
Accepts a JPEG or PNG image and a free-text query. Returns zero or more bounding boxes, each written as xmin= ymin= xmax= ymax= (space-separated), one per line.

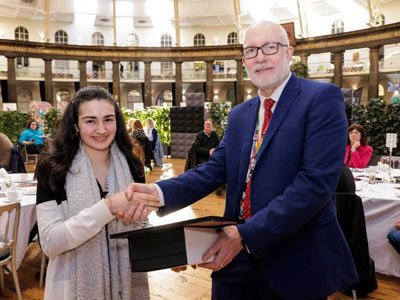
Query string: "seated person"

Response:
xmin=194 ymin=118 xmax=219 ymax=165
xmin=194 ymin=118 xmax=222 ymax=195
xmin=131 ymin=120 xmax=153 ymax=170
xmin=388 ymin=220 xmax=400 ymax=255
xmin=0 ymin=132 xmax=13 ymax=170
xmin=19 ymin=120 xmax=45 ymax=154
xmin=344 ymin=124 xmax=373 ymax=168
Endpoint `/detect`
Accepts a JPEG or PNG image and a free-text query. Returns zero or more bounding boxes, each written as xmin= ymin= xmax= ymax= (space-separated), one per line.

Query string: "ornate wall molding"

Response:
xmin=0 ymin=22 xmax=399 ymax=61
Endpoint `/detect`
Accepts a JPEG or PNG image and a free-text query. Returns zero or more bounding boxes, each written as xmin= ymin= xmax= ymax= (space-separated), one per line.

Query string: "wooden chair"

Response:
xmin=39 ymin=251 xmax=46 ymax=288
xmin=0 ymin=202 xmax=22 ymax=300
xmin=23 ymin=144 xmax=39 ymax=165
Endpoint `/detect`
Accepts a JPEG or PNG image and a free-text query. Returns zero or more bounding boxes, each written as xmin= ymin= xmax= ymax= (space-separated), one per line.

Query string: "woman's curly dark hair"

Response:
xmin=35 ymin=86 xmax=144 ymax=191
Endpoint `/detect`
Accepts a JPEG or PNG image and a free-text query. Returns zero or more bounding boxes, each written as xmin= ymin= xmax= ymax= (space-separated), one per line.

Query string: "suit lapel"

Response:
xmin=256 ymin=75 xmax=301 ymax=161
xmin=238 ymin=96 xmax=260 ymax=184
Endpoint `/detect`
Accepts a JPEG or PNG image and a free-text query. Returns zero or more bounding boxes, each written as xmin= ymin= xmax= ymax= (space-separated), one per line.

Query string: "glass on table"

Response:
xmin=368 ymin=166 xmax=376 ymax=184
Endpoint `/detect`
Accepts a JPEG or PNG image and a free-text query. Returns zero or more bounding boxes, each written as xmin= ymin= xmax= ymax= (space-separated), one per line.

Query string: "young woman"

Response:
xmin=35 ymin=86 xmax=159 ymax=300
xmin=19 ymin=120 xmax=45 ymax=154
xmin=145 ymin=118 xmax=163 ymax=167
xmin=344 ymin=123 xmax=373 ymax=168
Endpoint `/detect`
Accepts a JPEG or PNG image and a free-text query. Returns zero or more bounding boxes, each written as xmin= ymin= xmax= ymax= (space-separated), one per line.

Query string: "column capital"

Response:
xmin=78 ymin=60 xmax=87 ymax=64
xmin=43 ymin=58 xmax=53 ymax=62
xmin=175 ymin=61 xmax=183 ymax=65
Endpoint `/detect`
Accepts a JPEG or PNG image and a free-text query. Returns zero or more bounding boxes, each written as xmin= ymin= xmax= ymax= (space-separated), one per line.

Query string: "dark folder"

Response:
xmin=110 ymin=216 xmax=239 ymax=272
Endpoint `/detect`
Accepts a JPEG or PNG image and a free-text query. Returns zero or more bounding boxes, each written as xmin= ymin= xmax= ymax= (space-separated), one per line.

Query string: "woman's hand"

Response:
xmin=115 ymin=183 xmax=160 ymax=222
xmin=351 ymin=141 xmax=360 ymax=152
xmin=104 ymin=183 xmax=161 ymax=221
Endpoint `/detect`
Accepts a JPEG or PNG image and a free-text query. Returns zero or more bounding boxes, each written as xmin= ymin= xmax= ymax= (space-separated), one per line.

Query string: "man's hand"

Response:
xmin=394 ymin=220 xmax=400 ymax=229
xmin=199 ymin=225 xmax=242 ymax=271
xmin=115 ymin=183 xmax=160 ymax=222
xmin=209 ymin=148 xmax=215 ymax=156
xmin=105 ymin=183 xmax=160 ymax=222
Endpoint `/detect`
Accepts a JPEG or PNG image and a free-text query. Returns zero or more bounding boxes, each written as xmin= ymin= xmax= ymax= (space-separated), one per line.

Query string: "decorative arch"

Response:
xmin=194 ymin=33 xmax=205 ymax=46
xmin=91 ymin=32 xmax=104 ymax=46
xmin=55 ymin=30 xmax=68 ymax=44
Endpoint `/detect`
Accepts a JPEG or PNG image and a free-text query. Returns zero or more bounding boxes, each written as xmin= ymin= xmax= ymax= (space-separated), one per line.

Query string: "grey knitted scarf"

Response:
xmin=65 ymin=143 xmax=149 ymax=300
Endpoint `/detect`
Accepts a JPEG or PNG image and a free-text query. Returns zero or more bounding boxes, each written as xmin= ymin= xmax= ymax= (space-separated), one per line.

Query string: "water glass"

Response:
xmin=368 ymin=167 xmax=376 ymax=184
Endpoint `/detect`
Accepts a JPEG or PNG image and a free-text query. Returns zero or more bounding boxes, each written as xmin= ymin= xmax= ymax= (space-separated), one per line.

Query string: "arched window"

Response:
xmin=331 ymin=20 xmax=344 ymax=34
xmin=194 ymin=33 xmax=205 ymax=46
xmin=156 ymin=90 xmax=173 ymax=107
xmin=55 ymin=30 xmax=68 ymax=44
xmin=161 ymin=33 xmax=172 ymax=47
xmin=127 ymin=90 xmax=141 ymax=110
xmin=17 ymin=88 xmax=32 ymax=112
xmin=56 ymin=89 xmax=71 ymax=102
xmin=127 ymin=33 xmax=139 ymax=46
xmin=91 ymin=32 xmax=104 ymax=46
xmin=373 ymin=13 xmax=385 ymax=26
xmin=227 ymin=32 xmax=238 ymax=45
xmin=378 ymin=84 xmax=384 ymax=97
xmin=15 ymin=27 xmax=29 ymax=68
xmin=15 ymin=27 xmax=29 ymax=41
xmin=226 ymin=88 xmax=235 ymax=103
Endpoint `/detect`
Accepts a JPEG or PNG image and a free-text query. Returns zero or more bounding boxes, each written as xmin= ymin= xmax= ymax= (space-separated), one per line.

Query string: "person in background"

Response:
xmin=145 ymin=118 xmax=163 ymax=167
xmin=122 ymin=21 xmax=358 ymax=299
xmin=132 ymin=120 xmax=153 ymax=170
xmin=34 ymin=86 xmax=160 ymax=300
xmin=388 ymin=220 xmax=400 ymax=255
xmin=127 ymin=118 xmax=136 ymax=134
xmin=194 ymin=118 xmax=220 ymax=165
xmin=344 ymin=124 xmax=373 ymax=168
xmin=0 ymin=132 xmax=13 ymax=170
xmin=19 ymin=120 xmax=45 ymax=154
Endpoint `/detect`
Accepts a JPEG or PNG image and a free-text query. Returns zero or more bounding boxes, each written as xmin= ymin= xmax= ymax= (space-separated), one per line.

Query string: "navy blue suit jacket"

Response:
xmin=157 ymin=74 xmax=358 ymax=299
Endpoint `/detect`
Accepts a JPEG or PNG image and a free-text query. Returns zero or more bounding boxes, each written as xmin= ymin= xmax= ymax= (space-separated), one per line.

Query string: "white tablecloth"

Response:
xmin=354 ymin=169 xmax=400 ymax=277
xmin=0 ymin=173 xmax=37 ymax=269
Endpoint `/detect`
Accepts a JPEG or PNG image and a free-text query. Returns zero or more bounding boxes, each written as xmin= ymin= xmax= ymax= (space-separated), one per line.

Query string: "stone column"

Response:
xmin=368 ymin=47 xmax=380 ymax=99
xmin=43 ymin=58 xmax=54 ymax=105
xmin=333 ymin=51 xmax=343 ymax=88
xmin=144 ymin=62 xmax=152 ymax=107
xmin=206 ymin=60 xmax=214 ymax=102
xmin=6 ymin=56 xmax=17 ymax=103
xmin=112 ymin=61 xmax=121 ymax=105
xmin=235 ymin=59 xmax=244 ymax=104
xmin=79 ymin=60 xmax=87 ymax=89
xmin=300 ymin=54 xmax=308 ymax=66
xmin=175 ymin=61 xmax=183 ymax=106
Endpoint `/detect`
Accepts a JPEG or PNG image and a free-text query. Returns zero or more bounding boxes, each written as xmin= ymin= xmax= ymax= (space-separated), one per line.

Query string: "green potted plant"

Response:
xmin=0 ymin=110 xmax=30 ymax=145
xmin=208 ymin=100 xmax=231 ymax=139
xmin=43 ymin=107 xmax=60 ymax=135
xmin=291 ymin=61 xmax=309 ymax=78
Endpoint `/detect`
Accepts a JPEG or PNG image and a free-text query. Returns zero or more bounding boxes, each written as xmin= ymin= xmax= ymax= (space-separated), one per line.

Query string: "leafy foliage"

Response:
xmin=351 ymin=98 xmax=400 ymax=155
xmin=208 ymin=101 xmax=231 ymax=139
xmin=0 ymin=110 xmax=30 ymax=145
xmin=43 ymin=107 xmax=60 ymax=135
xmin=290 ymin=61 xmax=309 ymax=78
xmin=122 ymin=107 xmax=171 ymax=145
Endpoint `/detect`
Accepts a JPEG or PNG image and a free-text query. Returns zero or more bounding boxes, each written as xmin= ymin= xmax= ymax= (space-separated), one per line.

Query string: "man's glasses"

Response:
xmin=242 ymin=42 xmax=288 ymax=59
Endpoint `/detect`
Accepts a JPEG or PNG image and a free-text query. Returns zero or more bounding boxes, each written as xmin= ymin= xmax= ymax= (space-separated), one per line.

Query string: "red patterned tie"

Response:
xmin=242 ymin=98 xmax=275 ymax=220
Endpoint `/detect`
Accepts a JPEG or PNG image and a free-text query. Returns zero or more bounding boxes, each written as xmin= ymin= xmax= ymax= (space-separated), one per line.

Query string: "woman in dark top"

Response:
xmin=34 ymin=86 xmax=159 ymax=300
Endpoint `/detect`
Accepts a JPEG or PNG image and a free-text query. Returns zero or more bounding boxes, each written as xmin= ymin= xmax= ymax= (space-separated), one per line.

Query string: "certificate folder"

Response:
xmin=110 ymin=216 xmax=239 ymax=272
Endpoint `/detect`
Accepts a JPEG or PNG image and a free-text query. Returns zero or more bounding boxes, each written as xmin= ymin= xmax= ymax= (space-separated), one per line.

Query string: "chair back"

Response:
xmin=381 ymin=156 xmax=400 ymax=169
xmin=23 ymin=144 xmax=39 ymax=165
xmin=0 ymin=203 xmax=21 ymax=261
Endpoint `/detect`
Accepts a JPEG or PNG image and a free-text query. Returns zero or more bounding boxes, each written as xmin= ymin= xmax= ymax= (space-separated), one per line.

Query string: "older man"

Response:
xmin=194 ymin=118 xmax=220 ymax=165
xmin=126 ymin=21 xmax=358 ymax=300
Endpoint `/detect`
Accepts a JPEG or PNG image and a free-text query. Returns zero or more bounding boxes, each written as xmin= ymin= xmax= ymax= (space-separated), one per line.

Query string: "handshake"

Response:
xmin=103 ymin=183 xmax=161 ymax=222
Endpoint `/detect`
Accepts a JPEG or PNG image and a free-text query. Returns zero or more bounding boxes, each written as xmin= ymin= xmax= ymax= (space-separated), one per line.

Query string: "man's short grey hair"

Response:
xmin=244 ymin=21 xmax=289 ymax=46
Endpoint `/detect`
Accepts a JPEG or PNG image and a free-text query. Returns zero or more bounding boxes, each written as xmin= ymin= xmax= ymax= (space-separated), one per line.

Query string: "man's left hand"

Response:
xmin=200 ymin=225 xmax=242 ymax=271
